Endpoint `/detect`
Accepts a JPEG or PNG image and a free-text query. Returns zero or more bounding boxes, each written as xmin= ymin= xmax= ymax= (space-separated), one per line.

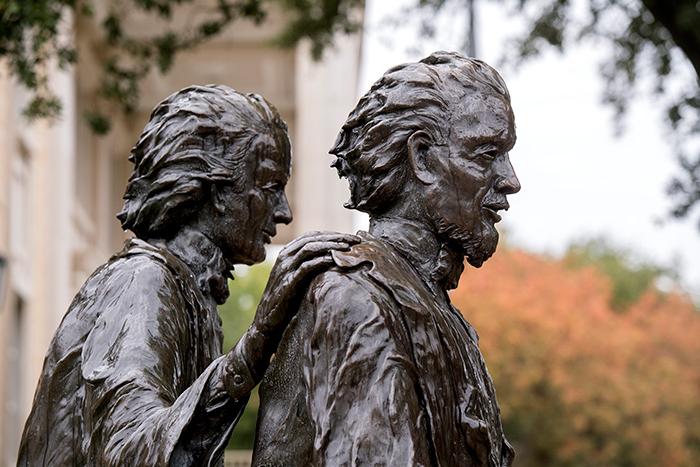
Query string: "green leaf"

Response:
xmin=85 ymin=111 xmax=112 ymax=135
xmin=23 ymin=95 xmax=62 ymax=120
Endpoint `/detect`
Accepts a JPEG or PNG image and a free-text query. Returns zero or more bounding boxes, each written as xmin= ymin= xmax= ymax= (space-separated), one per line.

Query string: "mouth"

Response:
xmin=482 ymin=201 xmax=509 ymax=223
xmin=262 ymin=229 xmax=276 ymax=244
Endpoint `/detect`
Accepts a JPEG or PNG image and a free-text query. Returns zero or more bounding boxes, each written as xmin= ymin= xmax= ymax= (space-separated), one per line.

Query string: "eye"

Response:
xmin=475 ymin=149 xmax=498 ymax=162
xmin=472 ymin=143 xmax=500 ymax=162
xmin=261 ymin=182 xmax=283 ymax=192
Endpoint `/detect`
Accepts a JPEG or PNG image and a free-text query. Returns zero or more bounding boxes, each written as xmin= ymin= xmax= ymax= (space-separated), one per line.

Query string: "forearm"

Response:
xmin=85 ymin=357 xmax=247 ymax=466
xmin=172 ymin=356 xmax=251 ymax=465
xmin=222 ymin=325 xmax=278 ymax=398
xmin=172 ymin=326 xmax=284 ymax=463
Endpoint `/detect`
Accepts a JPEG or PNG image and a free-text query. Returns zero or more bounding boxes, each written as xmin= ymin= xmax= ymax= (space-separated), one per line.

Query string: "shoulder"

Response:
xmin=110 ymin=240 xmax=183 ymax=281
xmin=56 ymin=243 xmax=180 ymax=332
xmin=81 ymin=242 xmax=193 ymax=345
xmin=310 ymin=268 xmax=377 ymax=301
xmin=91 ymin=241 xmax=189 ymax=305
xmin=309 ymin=263 xmax=392 ymax=307
xmin=308 ymin=233 xmax=407 ymax=302
xmin=80 ymin=246 xmax=194 ymax=381
xmin=303 ymin=268 xmax=396 ymax=339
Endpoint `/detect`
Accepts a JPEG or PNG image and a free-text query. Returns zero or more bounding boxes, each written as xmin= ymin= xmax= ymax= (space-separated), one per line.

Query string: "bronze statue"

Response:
xmin=17 ymin=85 xmax=358 ymax=466
xmin=254 ymin=52 xmax=520 ymax=466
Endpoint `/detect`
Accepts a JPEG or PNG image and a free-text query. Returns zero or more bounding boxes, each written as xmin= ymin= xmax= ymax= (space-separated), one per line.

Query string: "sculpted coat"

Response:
xmin=254 ymin=51 xmax=520 ymax=467
xmin=17 ymin=84 xmax=358 ymax=466
xmin=18 ymin=237 xmax=247 ymax=466
xmin=254 ymin=222 xmax=514 ymax=466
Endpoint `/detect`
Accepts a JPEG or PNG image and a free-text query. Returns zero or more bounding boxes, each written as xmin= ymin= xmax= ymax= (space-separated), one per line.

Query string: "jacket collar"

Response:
xmin=147 ymin=229 xmax=233 ymax=305
xmin=368 ymin=216 xmax=464 ymax=292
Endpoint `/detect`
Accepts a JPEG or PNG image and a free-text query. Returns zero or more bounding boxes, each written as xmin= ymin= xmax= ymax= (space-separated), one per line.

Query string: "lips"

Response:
xmin=262 ymin=228 xmax=276 ymax=244
xmin=482 ymin=201 xmax=509 ymax=223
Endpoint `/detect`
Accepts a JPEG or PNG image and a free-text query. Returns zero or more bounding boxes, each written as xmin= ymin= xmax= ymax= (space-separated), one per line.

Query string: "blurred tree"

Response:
xmin=0 ymin=0 xmax=362 ymax=132
xmin=3 ymin=1 xmax=699 ymax=224
xmin=218 ymin=261 xmax=272 ymax=450
xmin=563 ymin=237 xmax=669 ymax=311
xmin=453 ymin=245 xmax=700 ymax=466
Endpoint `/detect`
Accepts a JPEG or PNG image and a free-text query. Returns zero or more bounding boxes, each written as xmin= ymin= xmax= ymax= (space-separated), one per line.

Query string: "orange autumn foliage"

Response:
xmin=452 ymin=248 xmax=700 ymax=467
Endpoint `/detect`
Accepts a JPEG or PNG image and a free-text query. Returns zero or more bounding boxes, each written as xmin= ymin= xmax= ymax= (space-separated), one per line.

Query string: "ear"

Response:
xmin=210 ymin=184 xmax=227 ymax=215
xmin=407 ymin=130 xmax=437 ymax=185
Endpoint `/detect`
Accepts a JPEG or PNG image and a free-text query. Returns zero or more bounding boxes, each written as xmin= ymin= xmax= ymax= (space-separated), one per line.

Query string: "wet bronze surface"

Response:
xmin=19 ymin=51 xmax=519 ymax=466
xmin=254 ymin=52 xmax=520 ymax=466
xmin=18 ymin=85 xmax=356 ymax=466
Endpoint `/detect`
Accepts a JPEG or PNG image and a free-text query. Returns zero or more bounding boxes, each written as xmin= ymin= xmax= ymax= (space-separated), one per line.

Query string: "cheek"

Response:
xmin=449 ymin=158 xmax=488 ymax=190
xmin=424 ymin=183 xmax=474 ymax=231
xmin=246 ymin=190 xmax=268 ymax=233
xmin=439 ymin=160 xmax=489 ymax=218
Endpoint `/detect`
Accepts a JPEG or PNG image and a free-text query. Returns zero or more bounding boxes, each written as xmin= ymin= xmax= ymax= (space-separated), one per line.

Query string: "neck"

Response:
xmin=149 ymin=226 xmax=233 ymax=305
xmin=368 ymin=216 xmax=464 ymax=291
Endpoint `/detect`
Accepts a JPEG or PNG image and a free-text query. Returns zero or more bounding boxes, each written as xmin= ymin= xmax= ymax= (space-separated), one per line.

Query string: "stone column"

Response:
xmin=292 ymin=31 xmax=363 ymax=234
xmin=0 ymin=61 xmax=15 ymax=466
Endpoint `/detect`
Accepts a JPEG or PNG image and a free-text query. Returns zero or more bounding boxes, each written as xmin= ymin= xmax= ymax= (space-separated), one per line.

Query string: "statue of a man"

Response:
xmin=18 ymin=85 xmax=357 ymax=466
xmin=253 ymin=52 xmax=520 ymax=466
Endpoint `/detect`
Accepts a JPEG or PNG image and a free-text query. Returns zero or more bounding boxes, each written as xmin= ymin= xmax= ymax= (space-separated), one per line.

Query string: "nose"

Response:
xmin=495 ymin=154 xmax=521 ymax=195
xmin=274 ymin=192 xmax=293 ymax=225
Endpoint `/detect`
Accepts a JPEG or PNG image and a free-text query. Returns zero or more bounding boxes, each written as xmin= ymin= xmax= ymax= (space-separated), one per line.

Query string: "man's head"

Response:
xmin=331 ymin=51 xmax=520 ymax=267
xmin=118 ymin=84 xmax=292 ymax=265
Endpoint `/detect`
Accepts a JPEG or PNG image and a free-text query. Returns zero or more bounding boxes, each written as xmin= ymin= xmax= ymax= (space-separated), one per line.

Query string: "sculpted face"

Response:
xmin=213 ymin=139 xmax=292 ymax=265
xmin=425 ymin=92 xmax=520 ymax=267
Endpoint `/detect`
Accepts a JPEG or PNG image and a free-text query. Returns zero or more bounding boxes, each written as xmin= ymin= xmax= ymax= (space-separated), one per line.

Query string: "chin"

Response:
xmin=231 ymin=244 xmax=267 ymax=265
xmin=249 ymin=246 xmax=267 ymax=265
xmin=464 ymin=234 xmax=498 ymax=268
xmin=435 ymin=217 xmax=500 ymax=268
xmin=470 ymin=223 xmax=499 ymax=264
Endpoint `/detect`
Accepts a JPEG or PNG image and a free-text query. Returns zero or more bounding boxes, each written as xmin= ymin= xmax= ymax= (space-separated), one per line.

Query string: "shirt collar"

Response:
xmin=368 ymin=216 xmax=464 ymax=292
xmin=154 ymin=229 xmax=234 ymax=305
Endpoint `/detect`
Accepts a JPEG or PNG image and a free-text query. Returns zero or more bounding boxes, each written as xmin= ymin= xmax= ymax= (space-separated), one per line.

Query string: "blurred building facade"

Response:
xmin=0 ymin=4 xmax=362 ymax=464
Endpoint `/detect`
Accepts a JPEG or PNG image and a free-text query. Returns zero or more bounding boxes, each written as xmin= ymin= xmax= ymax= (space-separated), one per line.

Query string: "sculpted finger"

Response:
xmin=293 ymin=241 xmax=353 ymax=264
xmin=313 ymin=233 xmax=361 ymax=244
xmin=291 ymin=255 xmax=336 ymax=282
xmin=282 ymin=232 xmax=360 ymax=256
xmin=282 ymin=231 xmax=325 ymax=254
xmin=255 ymin=255 xmax=335 ymax=328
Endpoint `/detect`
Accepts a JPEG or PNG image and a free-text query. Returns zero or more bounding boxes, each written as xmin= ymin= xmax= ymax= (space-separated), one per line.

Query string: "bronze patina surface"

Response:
xmin=18 ymin=85 xmax=357 ymax=466
xmin=254 ymin=52 xmax=520 ymax=467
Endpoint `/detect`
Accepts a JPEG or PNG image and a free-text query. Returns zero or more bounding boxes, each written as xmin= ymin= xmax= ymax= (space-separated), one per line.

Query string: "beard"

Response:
xmin=432 ymin=214 xmax=500 ymax=268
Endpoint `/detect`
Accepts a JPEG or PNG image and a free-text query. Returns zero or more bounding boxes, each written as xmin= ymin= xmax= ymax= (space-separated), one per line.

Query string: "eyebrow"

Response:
xmin=473 ymin=128 xmax=517 ymax=151
xmin=468 ymin=134 xmax=503 ymax=148
xmin=257 ymin=159 xmax=289 ymax=179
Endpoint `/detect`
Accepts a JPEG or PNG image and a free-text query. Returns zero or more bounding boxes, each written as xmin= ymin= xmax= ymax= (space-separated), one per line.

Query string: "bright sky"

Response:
xmin=359 ymin=0 xmax=700 ymax=299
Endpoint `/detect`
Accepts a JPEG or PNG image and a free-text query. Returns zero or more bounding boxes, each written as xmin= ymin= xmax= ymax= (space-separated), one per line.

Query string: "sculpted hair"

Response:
xmin=330 ymin=51 xmax=511 ymax=214
xmin=118 ymin=84 xmax=289 ymax=239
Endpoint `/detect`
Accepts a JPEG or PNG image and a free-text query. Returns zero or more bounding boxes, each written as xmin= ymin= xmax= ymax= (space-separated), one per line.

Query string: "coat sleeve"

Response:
xmin=303 ymin=271 xmax=433 ymax=466
xmin=80 ymin=256 xmax=246 ymax=466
